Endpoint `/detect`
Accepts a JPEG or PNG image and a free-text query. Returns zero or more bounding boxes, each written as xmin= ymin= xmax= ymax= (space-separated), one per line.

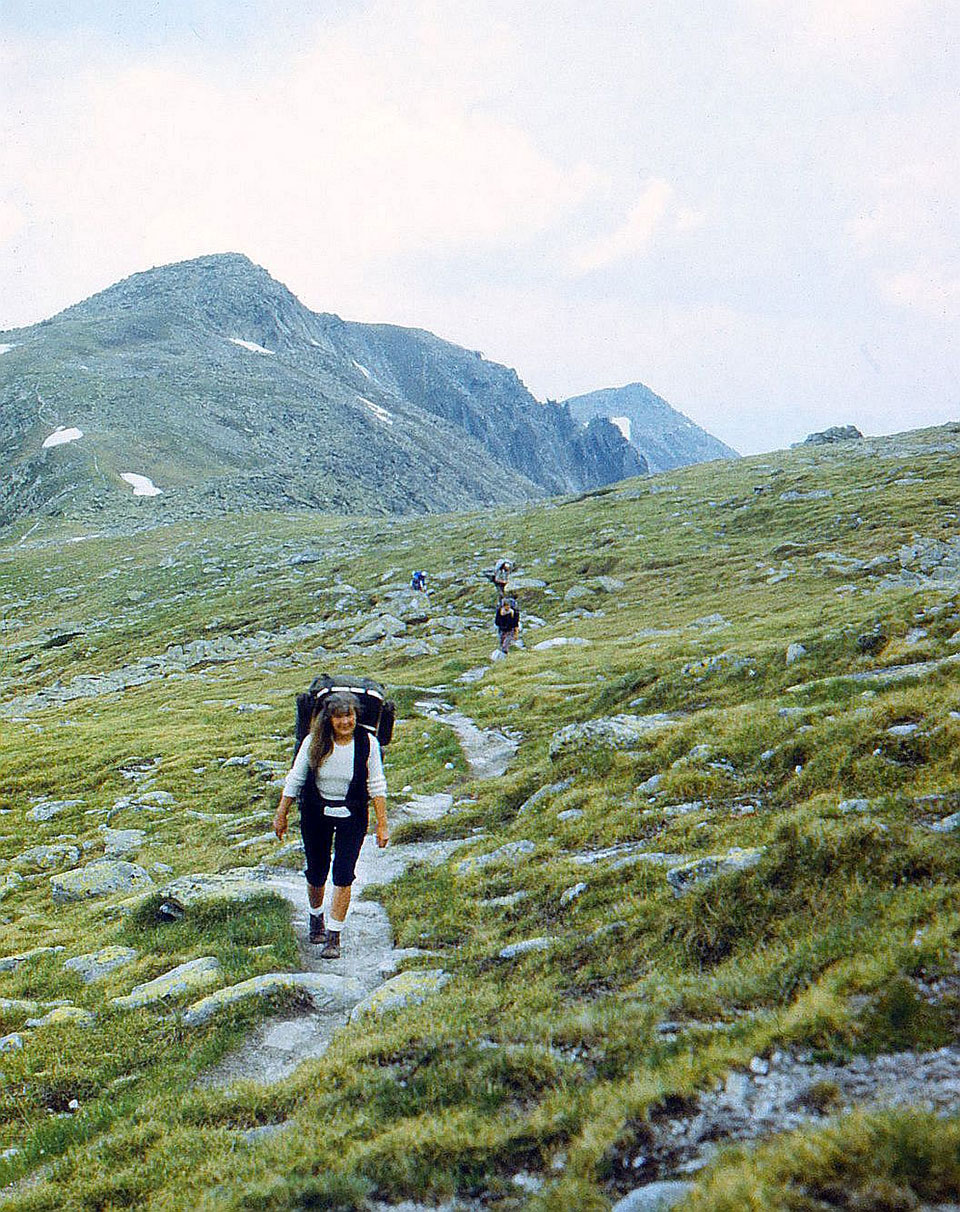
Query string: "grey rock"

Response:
xmin=800 ymin=425 xmax=863 ymax=445
xmin=612 ymin=1181 xmax=697 ymax=1212
xmin=349 ymin=969 xmax=450 ymax=1020
xmin=457 ymin=840 xmax=535 ymax=876
xmin=533 ymin=635 xmax=592 ymax=650
xmin=99 ymin=827 xmax=147 ymax=857
xmin=560 ymin=882 xmax=588 ymax=906
xmin=184 ymin=970 xmax=362 ymax=1026
xmin=0 ymin=945 xmax=65 ymax=972
xmin=113 ymin=957 xmax=223 ymax=1010
xmin=0 ymin=1033 xmax=24 ymax=1052
xmin=928 ymin=812 xmax=960 ymax=834
xmin=557 ymin=808 xmax=584 ymax=821
xmin=550 ymin=713 xmax=679 ymax=759
xmin=837 ymin=799 xmax=872 ymax=814
xmin=26 ymin=798 xmax=83 ymax=823
xmin=517 ymin=780 xmax=573 ymax=814
xmin=785 ymin=642 xmax=807 ymax=664
xmin=11 ymin=843 xmax=81 ymax=873
xmin=498 ymin=937 xmax=554 ymax=959
xmin=63 ymin=946 xmax=139 ymax=983
xmin=51 ymin=860 xmax=155 ymax=904
xmin=351 ymin=614 xmax=407 ymax=645
xmin=666 ymin=848 xmax=765 ymax=896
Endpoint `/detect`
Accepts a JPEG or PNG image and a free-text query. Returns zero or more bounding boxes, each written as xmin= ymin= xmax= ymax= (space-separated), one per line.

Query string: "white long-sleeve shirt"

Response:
xmin=283 ymin=733 xmax=387 ymax=816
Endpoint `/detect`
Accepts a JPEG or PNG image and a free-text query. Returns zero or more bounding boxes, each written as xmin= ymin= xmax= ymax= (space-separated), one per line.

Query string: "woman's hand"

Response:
xmin=273 ymin=798 xmax=291 ymax=840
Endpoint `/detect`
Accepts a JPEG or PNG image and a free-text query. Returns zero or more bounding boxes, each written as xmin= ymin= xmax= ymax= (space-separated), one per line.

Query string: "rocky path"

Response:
xmin=199 ymin=706 xmax=515 ymax=1089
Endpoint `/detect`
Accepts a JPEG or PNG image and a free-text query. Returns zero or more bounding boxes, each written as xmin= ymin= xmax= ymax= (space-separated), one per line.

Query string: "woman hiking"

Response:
xmin=273 ymin=691 xmax=388 ymax=959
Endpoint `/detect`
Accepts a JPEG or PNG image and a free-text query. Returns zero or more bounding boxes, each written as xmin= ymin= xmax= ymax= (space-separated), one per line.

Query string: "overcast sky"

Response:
xmin=1 ymin=0 xmax=957 ymax=453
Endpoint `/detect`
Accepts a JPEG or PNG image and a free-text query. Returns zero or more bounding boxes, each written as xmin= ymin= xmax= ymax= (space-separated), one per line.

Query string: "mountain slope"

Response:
xmin=565 ymin=380 xmax=738 ymax=472
xmin=0 ymin=254 xmax=645 ymax=529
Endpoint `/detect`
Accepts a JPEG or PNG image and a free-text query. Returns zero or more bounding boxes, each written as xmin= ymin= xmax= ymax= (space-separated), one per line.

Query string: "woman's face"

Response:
xmin=330 ymin=708 xmax=357 ymax=742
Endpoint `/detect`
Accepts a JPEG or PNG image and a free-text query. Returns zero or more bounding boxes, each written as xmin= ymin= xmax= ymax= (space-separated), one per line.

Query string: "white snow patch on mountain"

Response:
xmin=120 ymin=473 xmax=162 ymax=497
xmin=352 ymin=360 xmax=373 ymax=379
xmin=610 ymin=416 xmax=632 ymax=442
xmin=228 ymin=338 xmax=274 ymax=355
xmin=358 ymin=396 xmax=394 ymax=426
xmin=0 ymin=344 xmax=16 ymax=355
xmin=42 ymin=426 xmax=84 ymax=449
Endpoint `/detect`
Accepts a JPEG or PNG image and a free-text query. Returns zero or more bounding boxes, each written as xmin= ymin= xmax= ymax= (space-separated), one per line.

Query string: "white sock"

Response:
xmin=328 ymin=914 xmax=346 ymax=933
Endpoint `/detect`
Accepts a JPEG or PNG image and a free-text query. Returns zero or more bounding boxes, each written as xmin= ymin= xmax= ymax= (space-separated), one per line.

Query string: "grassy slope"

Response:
xmin=0 ymin=428 xmax=959 ymax=1209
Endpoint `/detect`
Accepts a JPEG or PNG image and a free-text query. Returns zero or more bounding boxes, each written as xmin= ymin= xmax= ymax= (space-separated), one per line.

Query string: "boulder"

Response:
xmin=350 ymin=615 xmax=407 ymax=645
xmin=51 ymin=860 xmax=155 ymax=904
xmin=100 ymin=827 xmax=147 ymax=857
xmin=785 ymin=643 xmax=807 ymax=664
xmin=0 ymin=872 xmax=24 ymax=900
xmin=63 ymin=946 xmax=139 ymax=983
xmin=349 ymin=969 xmax=450 ymax=1020
xmin=183 ymin=971 xmax=363 ymax=1026
xmin=799 ymin=425 xmax=863 ymax=445
xmin=550 ymin=714 xmax=679 ymax=759
xmin=533 ymin=636 xmax=591 ymax=651
xmin=112 ymin=957 xmax=223 ymax=1010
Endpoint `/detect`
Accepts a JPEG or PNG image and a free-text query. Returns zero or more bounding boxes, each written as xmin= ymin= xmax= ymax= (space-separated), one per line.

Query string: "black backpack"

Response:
xmin=294 ymin=673 xmax=396 ymax=760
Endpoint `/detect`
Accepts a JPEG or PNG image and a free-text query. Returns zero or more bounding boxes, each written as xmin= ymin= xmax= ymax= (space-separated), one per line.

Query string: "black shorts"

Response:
xmin=300 ymin=808 xmax=368 ymax=887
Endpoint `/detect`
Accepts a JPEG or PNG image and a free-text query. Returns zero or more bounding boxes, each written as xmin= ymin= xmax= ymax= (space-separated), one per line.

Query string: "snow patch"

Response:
xmin=0 ymin=344 xmax=16 ymax=356
xmin=352 ymin=359 xmax=372 ymax=379
xmin=610 ymin=415 xmax=632 ymax=442
xmin=42 ymin=426 xmax=84 ymax=450
xmin=228 ymin=338 xmax=274 ymax=355
xmin=120 ymin=473 xmax=162 ymax=497
xmin=358 ymin=396 xmax=394 ymax=426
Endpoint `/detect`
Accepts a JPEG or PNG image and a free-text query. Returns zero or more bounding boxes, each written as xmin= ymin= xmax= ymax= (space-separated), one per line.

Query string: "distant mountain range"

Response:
xmin=0 ymin=254 xmax=735 ymax=529
xmin=565 ymin=383 xmax=737 ymax=473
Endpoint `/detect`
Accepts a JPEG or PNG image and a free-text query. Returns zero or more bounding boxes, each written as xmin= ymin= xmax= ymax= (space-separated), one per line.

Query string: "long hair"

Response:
xmin=308 ymin=691 xmax=360 ymax=773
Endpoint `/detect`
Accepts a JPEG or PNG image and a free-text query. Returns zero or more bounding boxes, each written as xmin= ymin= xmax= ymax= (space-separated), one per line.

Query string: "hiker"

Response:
xmin=494 ymin=595 xmax=521 ymax=657
xmin=411 ymin=570 xmax=428 ymax=591
xmin=491 ymin=557 xmax=512 ymax=599
xmin=273 ymin=691 xmax=388 ymax=959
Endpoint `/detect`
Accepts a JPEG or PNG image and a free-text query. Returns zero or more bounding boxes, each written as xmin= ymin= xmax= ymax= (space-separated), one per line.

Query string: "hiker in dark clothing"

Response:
xmin=494 ymin=596 xmax=520 ymax=657
xmin=273 ymin=692 xmax=388 ymax=959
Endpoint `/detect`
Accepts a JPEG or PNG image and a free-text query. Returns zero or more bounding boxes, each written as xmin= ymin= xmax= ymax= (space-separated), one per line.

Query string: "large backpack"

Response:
xmin=294 ymin=673 xmax=396 ymax=760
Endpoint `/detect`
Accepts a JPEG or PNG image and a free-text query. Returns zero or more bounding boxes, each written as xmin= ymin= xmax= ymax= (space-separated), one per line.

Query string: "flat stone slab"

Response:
xmin=112 ymin=957 xmax=222 ymax=1010
xmin=155 ymin=870 xmax=277 ymax=911
xmin=183 ymin=971 xmax=362 ymax=1026
xmin=26 ymin=798 xmax=83 ymax=823
xmin=11 ymin=843 xmax=81 ymax=873
xmin=24 ymin=1006 xmax=96 ymax=1029
xmin=457 ymin=840 xmax=535 ymax=876
xmin=349 ymin=969 xmax=450 ymax=1020
xmin=498 ymin=938 xmax=554 ymax=960
xmin=666 ymin=847 xmax=765 ymax=895
xmin=0 ymin=945 xmax=66 ymax=972
xmin=550 ymin=714 xmax=680 ymax=759
xmin=100 ymin=827 xmax=147 ymax=857
xmin=51 ymin=860 xmax=155 ymax=904
xmin=63 ymin=946 xmax=139 ymax=983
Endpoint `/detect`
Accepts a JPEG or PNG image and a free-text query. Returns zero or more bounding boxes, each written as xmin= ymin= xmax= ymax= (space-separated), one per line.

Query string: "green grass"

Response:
xmin=2 ymin=426 xmax=960 ymax=1207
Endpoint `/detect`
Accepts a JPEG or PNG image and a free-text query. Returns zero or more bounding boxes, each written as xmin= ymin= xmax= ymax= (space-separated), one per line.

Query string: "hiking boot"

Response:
xmin=320 ymin=930 xmax=341 ymax=959
xmin=308 ymin=912 xmax=325 ymax=944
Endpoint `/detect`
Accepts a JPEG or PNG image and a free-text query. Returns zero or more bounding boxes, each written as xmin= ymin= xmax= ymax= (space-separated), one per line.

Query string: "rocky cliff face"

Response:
xmin=0 ymin=255 xmax=644 ymax=530
xmin=565 ymin=382 xmax=738 ymax=473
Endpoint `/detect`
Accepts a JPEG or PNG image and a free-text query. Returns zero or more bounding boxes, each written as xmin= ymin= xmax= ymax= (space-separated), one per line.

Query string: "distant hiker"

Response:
xmin=494 ymin=595 xmax=521 ymax=657
xmin=411 ymin=570 xmax=428 ymax=591
xmin=491 ymin=558 xmax=513 ymax=599
xmin=273 ymin=691 xmax=388 ymax=959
